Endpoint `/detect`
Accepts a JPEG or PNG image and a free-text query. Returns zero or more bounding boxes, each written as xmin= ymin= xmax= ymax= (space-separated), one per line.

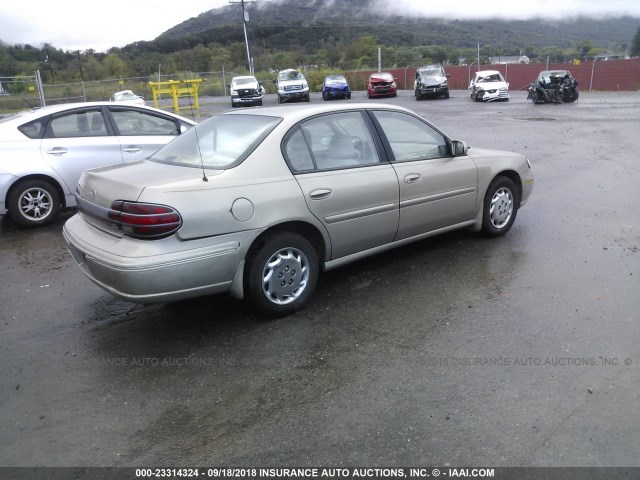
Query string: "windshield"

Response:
xmin=370 ymin=73 xmax=393 ymax=82
xmin=418 ymin=66 xmax=443 ymax=77
xmin=150 ymin=114 xmax=282 ymax=170
xmin=325 ymin=76 xmax=347 ymax=85
xmin=477 ymin=73 xmax=503 ymax=83
xmin=279 ymin=70 xmax=304 ymax=81
xmin=233 ymin=77 xmax=256 ymax=86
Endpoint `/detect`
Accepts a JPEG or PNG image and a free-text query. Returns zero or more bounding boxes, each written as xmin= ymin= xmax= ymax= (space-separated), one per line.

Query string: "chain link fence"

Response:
xmin=1 ymin=59 xmax=638 ymax=113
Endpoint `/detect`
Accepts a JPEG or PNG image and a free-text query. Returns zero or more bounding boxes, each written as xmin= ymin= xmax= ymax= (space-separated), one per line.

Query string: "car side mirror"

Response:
xmin=446 ymin=73 xmax=451 ymax=78
xmin=506 ymin=82 xmax=510 ymax=88
xmin=452 ymin=141 xmax=468 ymax=156
xmin=259 ymin=81 xmax=264 ymax=86
xmin=272 ymin=79 xmax=277 ymax=84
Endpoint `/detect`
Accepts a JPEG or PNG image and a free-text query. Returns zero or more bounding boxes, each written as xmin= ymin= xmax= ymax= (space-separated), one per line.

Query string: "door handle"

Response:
xmin=404 ymin=173 xmax=421 ymax=184
xmin=47 ymin=147 xmax=68 ymax=155
xmin=123 ymin=146 xmax=142 ymax=154
xmin=309 ymin=188 xmax=333 ymax=200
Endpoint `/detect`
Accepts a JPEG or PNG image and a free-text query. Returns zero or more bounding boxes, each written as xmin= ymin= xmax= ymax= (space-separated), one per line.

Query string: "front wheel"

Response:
xmin=8 ymin=179 xmax=61 ymax=227
xmin=481 ymin=177 xmax=519 ymax=237
xmin=245 ymin=232 xmax=319 ymax=317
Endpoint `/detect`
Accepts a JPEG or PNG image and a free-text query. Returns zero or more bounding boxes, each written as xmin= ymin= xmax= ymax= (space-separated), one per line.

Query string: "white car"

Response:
xmin=0 ymin=102 xmax=195 ymax=227
xmin=229 ymin=76 xmax=265 ymax=107
xmin=110 ymin=90 xmax=145 ymax=106
xmin=469 ymin=70 xmax=510 ymax=102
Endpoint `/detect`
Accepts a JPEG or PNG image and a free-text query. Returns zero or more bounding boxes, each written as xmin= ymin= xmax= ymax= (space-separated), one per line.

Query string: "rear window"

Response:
xmin=150 ymin=114 xmax=282 ymax=170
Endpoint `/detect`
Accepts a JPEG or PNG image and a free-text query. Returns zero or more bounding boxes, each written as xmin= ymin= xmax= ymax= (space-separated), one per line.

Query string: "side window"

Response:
xmin=18 ymin=117 xmax=48 ymax=139
xmin=48 ymin=109 xmax=108 ymax=138
xmin=372 ymin=110 xmax=448 ymax=162
xmin=295 ymin=112 xmax=379 ymax=171
xmin=109 ymin=109 xmax=178 ymax=136
xmin=284 ymin=128 xmax=315 ymax=172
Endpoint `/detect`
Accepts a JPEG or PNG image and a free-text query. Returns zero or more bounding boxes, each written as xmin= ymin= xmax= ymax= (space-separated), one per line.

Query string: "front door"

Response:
xmin=369 ymin=109 xmax=478 ymax=240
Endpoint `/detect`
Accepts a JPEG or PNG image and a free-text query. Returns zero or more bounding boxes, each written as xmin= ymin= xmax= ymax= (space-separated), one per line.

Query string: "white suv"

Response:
xmin=274 ymin=69 xmax=310 ymax=103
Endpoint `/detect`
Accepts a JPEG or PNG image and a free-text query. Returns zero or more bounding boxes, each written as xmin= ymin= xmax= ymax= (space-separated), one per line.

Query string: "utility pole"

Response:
xmin=229 ymin=0 xmax=255 ymax=75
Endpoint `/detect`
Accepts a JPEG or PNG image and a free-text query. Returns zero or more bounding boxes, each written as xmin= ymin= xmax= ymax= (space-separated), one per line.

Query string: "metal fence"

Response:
xmin=0 ymin=70 xmax=245 ymax=111
xmin=352 ymin=58 xmax=640 ymax=92
xmin=1 ymin=59 xmax=638 ymax=112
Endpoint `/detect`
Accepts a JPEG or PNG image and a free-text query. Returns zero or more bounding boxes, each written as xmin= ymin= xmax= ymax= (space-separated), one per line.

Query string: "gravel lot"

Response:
xmin=1 ymin=90 xmax=639 ymax=472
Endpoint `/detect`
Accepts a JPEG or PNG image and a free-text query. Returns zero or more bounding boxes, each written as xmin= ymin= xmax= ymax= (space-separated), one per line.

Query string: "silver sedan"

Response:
xmin=63 ymin=103 xmax=534 ymax=317
xmin=0 ymin=102 xmax=195 ymax=227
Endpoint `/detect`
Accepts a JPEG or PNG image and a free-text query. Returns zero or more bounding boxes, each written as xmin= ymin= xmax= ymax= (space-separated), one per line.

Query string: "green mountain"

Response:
xmin=146 ymin=0 xmax=638 ymax=53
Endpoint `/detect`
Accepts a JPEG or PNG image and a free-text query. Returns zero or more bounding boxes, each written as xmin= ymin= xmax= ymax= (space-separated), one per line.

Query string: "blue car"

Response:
xmin=322 ymin=75 xmax=351 ymax=100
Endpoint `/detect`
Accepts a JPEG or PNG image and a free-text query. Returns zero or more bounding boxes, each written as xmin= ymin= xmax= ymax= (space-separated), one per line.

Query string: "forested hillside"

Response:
xmin=1 ymin=0 xmax=638 ymax=85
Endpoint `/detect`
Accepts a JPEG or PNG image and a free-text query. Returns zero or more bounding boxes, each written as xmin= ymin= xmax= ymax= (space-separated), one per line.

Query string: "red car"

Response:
xmin=367 ymin=72 xmax=397 ymax=98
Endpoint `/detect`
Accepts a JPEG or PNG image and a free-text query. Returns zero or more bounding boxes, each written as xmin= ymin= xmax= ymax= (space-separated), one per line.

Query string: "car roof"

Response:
xmin=221 ymin=102 xmax=414 ymax=125
xmin=476 ymin=70 xmax=501 ymax=76
xmin=0 ymin=102 xmax=196 ymax=128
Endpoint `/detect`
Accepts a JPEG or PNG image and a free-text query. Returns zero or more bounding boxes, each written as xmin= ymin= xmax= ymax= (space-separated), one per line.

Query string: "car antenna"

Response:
xmin=184 ymin=72 xmax=208 ymax=182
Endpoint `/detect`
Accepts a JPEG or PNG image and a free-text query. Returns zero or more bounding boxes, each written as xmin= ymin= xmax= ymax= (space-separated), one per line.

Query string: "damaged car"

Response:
xmin=322 ymin=75 xmax=351 ymax=101
xmin=367 ymin=72 xmax=397 ymax=98
xmin=229 ymin=75 xmax=265 ymax=108
xmin=469 ymin=70 xmax=510 ymax=102
xmin=274 ymin=69 xmax=310 ymax=104
xmin=527 ymin=70 xmax=579 ymax=104
xmin=415 ymin=64 xmax=450 ymax=100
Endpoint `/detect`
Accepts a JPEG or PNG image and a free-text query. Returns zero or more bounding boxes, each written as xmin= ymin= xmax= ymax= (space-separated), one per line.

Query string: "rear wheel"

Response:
xmin=481 ymin=177 xmax=519 ymax=237
xmin=8 ymin=179 xmax=61 ymax=227
xmin=245 ymin=232 xmax=319 ymax=317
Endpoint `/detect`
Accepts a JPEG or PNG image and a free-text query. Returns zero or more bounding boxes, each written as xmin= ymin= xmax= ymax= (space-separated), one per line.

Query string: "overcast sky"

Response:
xmin=1 ymin=0 xmax=639 ymax=52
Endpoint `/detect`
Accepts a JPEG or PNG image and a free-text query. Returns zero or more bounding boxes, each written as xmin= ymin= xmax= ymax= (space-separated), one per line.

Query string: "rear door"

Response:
xmin=283 ymin=111 xmax=400 ymax=260
xmin=40 ymin=106 xmax=123 ymax=194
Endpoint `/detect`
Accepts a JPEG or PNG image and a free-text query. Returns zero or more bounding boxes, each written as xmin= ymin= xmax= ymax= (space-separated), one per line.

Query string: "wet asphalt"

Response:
xmin=1 ymin=91 xmax=639 ymax=468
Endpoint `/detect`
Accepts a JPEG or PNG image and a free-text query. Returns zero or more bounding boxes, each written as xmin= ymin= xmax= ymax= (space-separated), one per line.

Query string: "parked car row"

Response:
xmin=229 ymin=67 xmax=578 ymax=106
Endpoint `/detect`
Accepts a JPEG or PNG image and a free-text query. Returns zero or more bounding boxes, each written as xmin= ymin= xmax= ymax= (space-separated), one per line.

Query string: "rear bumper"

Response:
xmin=63 ymin=213 xmax=260 ymax=303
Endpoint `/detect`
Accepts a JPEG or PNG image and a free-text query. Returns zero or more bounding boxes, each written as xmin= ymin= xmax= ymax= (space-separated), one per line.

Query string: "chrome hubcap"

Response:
xmin=20 ymin=188 xmax=53 ymax=221
xmin=489 ymin=187 xmax=513 ymax=229
xmin=262 ymin=247 xmax=310 ymax=305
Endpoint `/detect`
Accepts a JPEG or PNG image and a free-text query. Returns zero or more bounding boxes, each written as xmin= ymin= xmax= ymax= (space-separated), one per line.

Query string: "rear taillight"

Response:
xmin=108 ymin=201 xmax=181 ymax=239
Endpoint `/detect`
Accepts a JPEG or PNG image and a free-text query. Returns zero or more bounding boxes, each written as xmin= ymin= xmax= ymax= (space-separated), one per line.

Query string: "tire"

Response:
xmin=532 ymin=91 xmax=541 ymax=104
xmin=481 ymin=177 xmax=519 ymax=237
xmin=245 ymin=232 xmax=319 ymax=317
xmin=563 ymin=89 xmax=579 ymax=103
xmin=278 ymin=95 xmax=284 ymax=104
xmin=323 ymin=91 xmax=328 ymax=101
xmin=8 ymin=179 xmax=61 ymax=227
xmin=346 ymin=93 xmax=351 ymax=100
xmin=443 ymin=91 xmax=450 ymax=99
xmin=304 ymin=93 xmax=310 ymax=102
